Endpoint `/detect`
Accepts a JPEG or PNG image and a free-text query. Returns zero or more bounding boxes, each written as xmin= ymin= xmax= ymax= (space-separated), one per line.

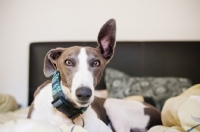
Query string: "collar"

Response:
xmin=51 ymin=70 xmax=88 ymax=122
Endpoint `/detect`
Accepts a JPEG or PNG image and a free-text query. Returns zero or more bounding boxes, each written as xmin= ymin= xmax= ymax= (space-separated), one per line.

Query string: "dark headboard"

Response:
xmin=29 ymin=41 xmax=200 ymax=105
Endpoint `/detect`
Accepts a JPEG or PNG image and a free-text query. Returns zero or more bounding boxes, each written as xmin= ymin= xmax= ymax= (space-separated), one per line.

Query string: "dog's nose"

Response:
xmin=76 ymin=87 xmax=92 ymax=101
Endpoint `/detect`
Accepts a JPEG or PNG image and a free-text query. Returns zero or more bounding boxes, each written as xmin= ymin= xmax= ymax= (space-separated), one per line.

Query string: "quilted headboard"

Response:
xmin=29 ymin=41 xmax=200 ymax=105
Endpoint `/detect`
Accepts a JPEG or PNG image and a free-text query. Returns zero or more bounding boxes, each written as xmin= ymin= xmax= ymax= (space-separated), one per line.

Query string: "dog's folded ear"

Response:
xmin=43 ymin=48 xmax=64 ymax=77
xmin=97 ymin=18 xmax=116 ymax=62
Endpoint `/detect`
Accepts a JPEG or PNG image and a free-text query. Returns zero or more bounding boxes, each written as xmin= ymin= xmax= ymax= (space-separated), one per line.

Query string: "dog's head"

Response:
xmin=43 ymin=19 xmax=116 ymax=108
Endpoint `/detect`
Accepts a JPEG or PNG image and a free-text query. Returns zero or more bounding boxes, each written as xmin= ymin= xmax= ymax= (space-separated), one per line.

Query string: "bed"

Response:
xmin=1 ymin=41 xmax=200 ymax=132
xmin=29 ymin=41 xmax=200 ymax=109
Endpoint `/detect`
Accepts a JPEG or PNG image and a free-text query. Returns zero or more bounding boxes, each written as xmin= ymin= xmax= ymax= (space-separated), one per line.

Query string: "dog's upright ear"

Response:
xmin=43 ymin=48 xmax=64 ymax=77
xmin=97 ymin=19 xmax=116 ymax=63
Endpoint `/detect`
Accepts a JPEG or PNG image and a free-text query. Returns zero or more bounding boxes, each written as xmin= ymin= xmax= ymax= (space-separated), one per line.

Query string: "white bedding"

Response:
xmin=0 ymin=100 xmax=88 ymax=132
xmin=0 ymin=118 xmax=88 ymax=132
xmin=0 ymin=107 xmax=29 ymax=124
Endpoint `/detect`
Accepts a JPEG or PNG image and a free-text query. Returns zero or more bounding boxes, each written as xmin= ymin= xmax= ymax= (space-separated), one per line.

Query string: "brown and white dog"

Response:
xmin=28 ymin=19 xmax=162 ymax=132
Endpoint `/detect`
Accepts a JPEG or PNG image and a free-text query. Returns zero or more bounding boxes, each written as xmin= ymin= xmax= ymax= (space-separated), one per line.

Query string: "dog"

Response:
xmin=28 ymin=19 xmax=162 ymax=132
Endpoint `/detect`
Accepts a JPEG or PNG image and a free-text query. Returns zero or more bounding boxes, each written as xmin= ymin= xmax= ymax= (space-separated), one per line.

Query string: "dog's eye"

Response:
xmin=65 ymin=60 xmax=73 ymax=66
xmin=92 ymin=60 xmax=100 ymax=67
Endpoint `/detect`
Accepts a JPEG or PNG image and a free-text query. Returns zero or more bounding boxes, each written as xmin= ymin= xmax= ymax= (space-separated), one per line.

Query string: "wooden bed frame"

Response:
xmin=29 ymin=41 xmax=200 ymax=105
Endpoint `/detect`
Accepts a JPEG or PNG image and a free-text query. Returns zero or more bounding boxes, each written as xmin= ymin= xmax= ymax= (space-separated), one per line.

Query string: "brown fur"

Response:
xmin=85 ymin=47 xmax=107 ymax=87
xmin=143 ymin=102 xmax=162 ymax=129
xmin=57 ymin=47 xmax=81 ymax=88
xmin=91 ymin=97 xmax=108 ymax=124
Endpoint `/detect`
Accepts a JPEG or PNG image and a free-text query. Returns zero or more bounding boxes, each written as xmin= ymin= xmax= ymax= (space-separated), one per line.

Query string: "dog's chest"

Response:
xmin=30 ymin=84 xmax=100 ymax=127
xmin=30 ymin=84 xmax=71 ymax=125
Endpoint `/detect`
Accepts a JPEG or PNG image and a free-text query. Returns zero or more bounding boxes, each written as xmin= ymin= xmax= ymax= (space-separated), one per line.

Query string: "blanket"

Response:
xmin=0 ymin=119 xmax=88 ymax=132
xmin=148 ymin=84 xmax=200 ymax=132
xmin=0 ymin=94 xmax=18 ymax=113
xmin=0 ymin=94 xmax=88 ymax=132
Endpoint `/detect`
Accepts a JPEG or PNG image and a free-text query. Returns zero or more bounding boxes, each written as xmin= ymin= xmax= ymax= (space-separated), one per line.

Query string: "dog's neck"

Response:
xmin=51 ymin=70 xmax=88 ymax=123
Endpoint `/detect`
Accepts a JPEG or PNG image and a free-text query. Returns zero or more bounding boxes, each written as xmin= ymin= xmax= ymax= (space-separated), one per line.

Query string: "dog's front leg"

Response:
xmin=83 ymin=107 xmax=112 ymax=132
xmin=84 ymin=119 xmax=112 ymax=132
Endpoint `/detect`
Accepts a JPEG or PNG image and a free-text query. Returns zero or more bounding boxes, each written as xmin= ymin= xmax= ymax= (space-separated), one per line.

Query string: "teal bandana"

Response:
xmin=52 ymin=70 xmax=64 ymax=98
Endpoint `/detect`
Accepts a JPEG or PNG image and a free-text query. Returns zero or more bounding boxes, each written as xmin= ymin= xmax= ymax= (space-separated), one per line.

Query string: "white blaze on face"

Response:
xmin=71 ymin=48 xmax=94 ymax=106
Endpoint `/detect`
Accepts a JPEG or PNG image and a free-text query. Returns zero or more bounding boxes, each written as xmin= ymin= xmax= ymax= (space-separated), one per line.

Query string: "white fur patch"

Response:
xmin=104 ymin=98 xmax=150 ymax=131
xmin=71 ymin=48 xmax=94 ymax=107
xmin=30 ymin=84 xmax=111 ymax=131
xmin=83 ymin=106 xmax=112 ymax=132
xmin=31 ymin=84 xmax=73 ymax=126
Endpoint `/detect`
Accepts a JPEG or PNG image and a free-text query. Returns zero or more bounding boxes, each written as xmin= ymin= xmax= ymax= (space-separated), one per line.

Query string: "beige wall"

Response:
xmin=0 ymin=0 xmax=200 ymax=108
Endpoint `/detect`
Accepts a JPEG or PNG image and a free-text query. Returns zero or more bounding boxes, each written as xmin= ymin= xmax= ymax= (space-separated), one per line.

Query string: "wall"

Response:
xmin=0 ymin=0 xmax=200 ymax=108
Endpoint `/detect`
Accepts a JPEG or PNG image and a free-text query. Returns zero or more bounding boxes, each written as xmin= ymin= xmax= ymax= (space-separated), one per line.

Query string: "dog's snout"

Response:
xmin=76 ymin=87 xmax=92 ymax=101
